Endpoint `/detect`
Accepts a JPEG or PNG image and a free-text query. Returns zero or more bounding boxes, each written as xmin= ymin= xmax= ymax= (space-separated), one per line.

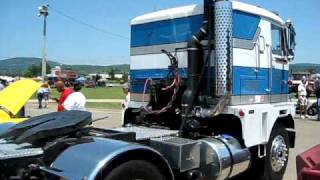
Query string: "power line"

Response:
xmin=50 ymin=6 xmax=129 ymax=40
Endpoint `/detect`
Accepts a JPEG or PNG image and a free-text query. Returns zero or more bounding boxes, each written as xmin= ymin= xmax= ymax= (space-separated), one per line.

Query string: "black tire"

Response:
xmin=240 ymin=125 xmax=289 ymax=180
xmin=263 ymin=125 xmax=290 ymax=180
xmin=307 ymin=106 xmax=317 ymax=116
xmin=104 ymin=160 xmax=167 ymax=180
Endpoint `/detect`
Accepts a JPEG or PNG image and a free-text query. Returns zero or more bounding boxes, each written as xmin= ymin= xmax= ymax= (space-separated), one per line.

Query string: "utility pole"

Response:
xmin=38 ymin=4 xmax=49 ymax=82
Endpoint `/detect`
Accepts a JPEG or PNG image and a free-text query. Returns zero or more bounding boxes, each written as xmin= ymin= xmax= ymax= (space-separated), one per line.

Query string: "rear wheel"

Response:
xmin=104 ymin=160 xmax=167 ymax=180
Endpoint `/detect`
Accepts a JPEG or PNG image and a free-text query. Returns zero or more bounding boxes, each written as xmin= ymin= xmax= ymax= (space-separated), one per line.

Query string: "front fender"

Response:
xmin=41 ymin=137 xmax=173 ymax=180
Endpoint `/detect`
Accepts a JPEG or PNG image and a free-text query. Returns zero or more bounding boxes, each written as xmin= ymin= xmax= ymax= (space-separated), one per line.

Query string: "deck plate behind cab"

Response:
xmin=0 ymin=139 xmax=43 ymax=160
xmin=114 ymin=126 xmax=179 ymax=140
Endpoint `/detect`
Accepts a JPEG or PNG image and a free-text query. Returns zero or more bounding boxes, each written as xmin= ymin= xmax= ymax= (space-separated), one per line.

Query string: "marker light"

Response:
xmin=239 ymin=110 xmax=245 ymax=117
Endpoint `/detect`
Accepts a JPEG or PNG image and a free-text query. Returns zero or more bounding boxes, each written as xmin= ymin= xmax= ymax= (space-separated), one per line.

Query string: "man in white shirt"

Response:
xmin=121 ymin=83 xmax=130 ymax=109
xmin=63 ymin=82 xmax=86 ymax=111
xmin=298 ymin=76 xmax=308 ymax=119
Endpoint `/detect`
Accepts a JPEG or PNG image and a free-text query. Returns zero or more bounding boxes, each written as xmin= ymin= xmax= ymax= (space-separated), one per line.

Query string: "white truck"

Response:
xmin=0 ymin=0 xmax=296 ymax=180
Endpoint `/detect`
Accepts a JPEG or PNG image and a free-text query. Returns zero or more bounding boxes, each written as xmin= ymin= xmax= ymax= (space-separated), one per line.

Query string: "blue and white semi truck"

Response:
xmin=0 ymin=0 xmax=296 ymax=180
xmin=124 ymin=0 xmax=296 ymax=179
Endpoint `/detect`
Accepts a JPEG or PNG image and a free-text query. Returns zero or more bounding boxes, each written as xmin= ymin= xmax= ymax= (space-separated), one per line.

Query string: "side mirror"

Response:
xmin=285 ymin=20 xmax=296 ymax=60
xmin=288 ymin=49 xmax=294 ymax=60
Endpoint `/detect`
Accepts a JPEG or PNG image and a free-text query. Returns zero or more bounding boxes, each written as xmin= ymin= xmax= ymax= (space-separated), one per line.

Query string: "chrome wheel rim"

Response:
xmin=270 ymin=135 xmax=288 ymax=172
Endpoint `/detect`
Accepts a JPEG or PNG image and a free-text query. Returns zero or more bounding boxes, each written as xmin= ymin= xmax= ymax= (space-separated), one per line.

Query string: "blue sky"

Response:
xmin=0 ymin=0 xmax=319 ymax=65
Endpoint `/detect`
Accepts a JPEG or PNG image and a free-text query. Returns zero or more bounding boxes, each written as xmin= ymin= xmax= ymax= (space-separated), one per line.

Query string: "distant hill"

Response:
xmin=0 ymin=57 xmax=60 ymax=75
xmin=290 ymin=63 xmax=320 ymax=74
xmin=0 ymin=57 xmax=129 ymax=76
xmin=1 ymin=57 xmax=317 ymax=76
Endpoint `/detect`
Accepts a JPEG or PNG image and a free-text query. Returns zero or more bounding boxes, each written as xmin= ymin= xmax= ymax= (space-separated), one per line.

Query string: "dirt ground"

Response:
xmin=25 ymin=102 xmax=320 ymax=180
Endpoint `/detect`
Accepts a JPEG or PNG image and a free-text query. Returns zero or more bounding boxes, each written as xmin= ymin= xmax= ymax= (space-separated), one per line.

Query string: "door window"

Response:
xmin=271 ymin=24 xmax=282 ymax=55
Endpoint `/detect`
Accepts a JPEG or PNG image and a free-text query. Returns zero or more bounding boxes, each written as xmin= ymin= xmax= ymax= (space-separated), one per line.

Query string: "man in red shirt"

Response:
xmin=54 ymin=81 xmax=73 ymax=112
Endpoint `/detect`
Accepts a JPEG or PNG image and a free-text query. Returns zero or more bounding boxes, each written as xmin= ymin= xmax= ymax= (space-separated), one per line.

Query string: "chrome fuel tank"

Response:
xmin=199 ymin=135 xmax=251 ymax=180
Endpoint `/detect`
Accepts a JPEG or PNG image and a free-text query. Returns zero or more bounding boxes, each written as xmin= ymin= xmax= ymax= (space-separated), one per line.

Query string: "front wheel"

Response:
xmin=307 ymin=104 xmax=317 ymax=116
xmin=264 ymin=125 xmax=290 ymax=180
xmin=104 ymin=160 xmax=167 ymax=180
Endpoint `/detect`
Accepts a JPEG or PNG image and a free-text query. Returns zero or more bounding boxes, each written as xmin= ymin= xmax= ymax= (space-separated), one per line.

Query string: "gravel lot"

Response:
xmin=25 ymin=102 xmax=320 ymax=180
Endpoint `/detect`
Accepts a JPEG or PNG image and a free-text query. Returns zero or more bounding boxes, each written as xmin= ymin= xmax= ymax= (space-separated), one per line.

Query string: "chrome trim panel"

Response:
xmin=130 ymin=93 xmax=150 ymax=102
xmin=130 ymin=40 xmax=213 ymax=56
xmin=131 ymin=42 xmax=187 ymax=56
xmin=42 ymin=137 xmax=173 ymax=180
xmin=270 ymin=94 xmax=289 ymax=103
xmin=130 ymin=94 xmax=289 ymax=106
xmin=230 ymin=94 xmax=289 ymax=105
xmin=233 ymin=28 xmax=261 ymax=50
xmin=127 ymin=100 xmax=148 ymax=109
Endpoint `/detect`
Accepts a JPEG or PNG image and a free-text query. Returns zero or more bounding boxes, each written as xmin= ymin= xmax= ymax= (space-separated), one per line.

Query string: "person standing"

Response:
xmin=54 ymin=81 xmax=73 ymax=112
xmin=121 ymin=83 xmax=130 ymax=109
xmin=298 ymin=77 xmax=308 ymax=119
xmin=42 ymin=83 xmax=50 ymax=108
xmin=36 ymin=85 xmax=45 ymax=109
xmin=314 ymin=77 xmax=320 ymax=121
xmin=121 ymin=83 xmax=130 ymax=124
xmin=63 ymin=82 xmax=86 ymax=111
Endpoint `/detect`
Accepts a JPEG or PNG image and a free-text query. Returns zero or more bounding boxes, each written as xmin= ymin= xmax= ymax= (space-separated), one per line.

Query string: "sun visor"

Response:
xmin=0 ymin=79 xmax=41 ymax=116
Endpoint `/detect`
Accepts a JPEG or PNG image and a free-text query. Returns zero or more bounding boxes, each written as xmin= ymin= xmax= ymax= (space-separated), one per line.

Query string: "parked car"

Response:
xmin=85 ymin=80 xmax=96 ymax=88
xmin=47 ymin=76 xmax=58 ymax=88
xmin=106 ymin=83 xmax=113 ymax=87
xmin=296 ymin=100 xmax=318 ymax=116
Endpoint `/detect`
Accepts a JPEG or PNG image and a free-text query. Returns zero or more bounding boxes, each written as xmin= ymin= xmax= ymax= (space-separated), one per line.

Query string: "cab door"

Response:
xmin=270 ymin=24 xmax=289 ymax=102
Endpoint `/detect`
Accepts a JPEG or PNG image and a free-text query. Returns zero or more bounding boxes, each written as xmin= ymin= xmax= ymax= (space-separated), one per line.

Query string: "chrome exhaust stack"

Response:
xmin=214 ymin=1 xmax=233 ymax=96
xmin=198 ymin=0 xmax=233 ymax=117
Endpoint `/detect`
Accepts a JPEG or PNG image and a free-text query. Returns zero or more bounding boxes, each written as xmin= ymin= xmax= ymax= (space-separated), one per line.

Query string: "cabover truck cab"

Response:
xmin=0 ymin=1 xmax=296 ymax=180
xmin=125 ymin=0 xmax=296 ymax=179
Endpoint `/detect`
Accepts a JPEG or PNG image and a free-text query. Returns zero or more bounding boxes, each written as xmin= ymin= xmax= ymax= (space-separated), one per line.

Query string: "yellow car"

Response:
xmin=0 ymin=79 xmax=41 ymax=133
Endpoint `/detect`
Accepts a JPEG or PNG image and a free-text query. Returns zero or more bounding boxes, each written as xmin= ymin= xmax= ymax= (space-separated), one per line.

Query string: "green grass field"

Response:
xmin=86 ymin=102 xmax=122 ymax=109
xmin=32 ymin=87 xmax=124 ymax=99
